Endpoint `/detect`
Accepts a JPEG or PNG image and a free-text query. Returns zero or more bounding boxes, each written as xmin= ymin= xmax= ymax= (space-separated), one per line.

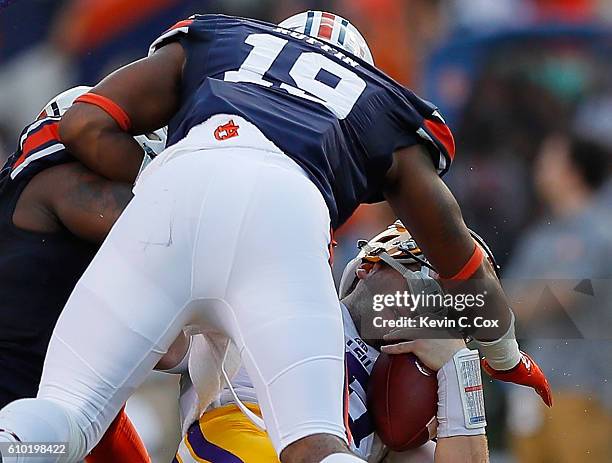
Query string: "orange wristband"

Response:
xmin=74 ymin=93 xmax=131 ymax=131
xmin=448 ymin=243 xmax=484 ymax=280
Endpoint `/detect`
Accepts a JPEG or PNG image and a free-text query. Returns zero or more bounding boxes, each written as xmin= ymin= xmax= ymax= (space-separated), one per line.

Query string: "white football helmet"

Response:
xmin=279 ymin=11 xmax=374 ymax=65
xmin=338 ymin=220 xmax=440 ymax=300
xmin=39 ymin=86 xmax=168 ymax=162
xmin=338 ymin=221 xmax=500 ymax=300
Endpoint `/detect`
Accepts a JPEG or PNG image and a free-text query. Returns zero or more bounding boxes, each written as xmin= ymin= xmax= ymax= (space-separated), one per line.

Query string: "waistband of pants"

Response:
xmin=156 ymin=114 xmax=309 ymax=178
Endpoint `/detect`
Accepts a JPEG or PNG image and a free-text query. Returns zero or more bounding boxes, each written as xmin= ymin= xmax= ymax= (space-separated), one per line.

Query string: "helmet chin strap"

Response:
xmin=376 ymin=251 xmax=443 ymax=301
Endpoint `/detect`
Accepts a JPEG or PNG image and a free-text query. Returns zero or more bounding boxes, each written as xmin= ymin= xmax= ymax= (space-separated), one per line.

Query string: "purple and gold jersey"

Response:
xmin=342 ymin=304 xmax=379 ymax=459
xmin=174 ymin=403 xmax=277 ymax=463
xmin=150 ymin=14 xmax=455 ymax=229
xmin=176 ymin=304 xmax=381 ymax=462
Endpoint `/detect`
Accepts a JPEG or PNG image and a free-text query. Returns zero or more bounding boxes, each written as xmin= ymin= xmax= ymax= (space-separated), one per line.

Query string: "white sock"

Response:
xmin=474 ymin=311 xmax=521 ymax=370
xmin=321 ymin=453 xmax=367 ymax=463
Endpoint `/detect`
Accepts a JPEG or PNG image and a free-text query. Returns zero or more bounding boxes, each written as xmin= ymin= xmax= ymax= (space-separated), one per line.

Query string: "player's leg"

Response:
xmin=85 ymin=406 xmax=149 ymax=463
xmin=189 ymin=149 xmax=363 ymax=463
xmin=0 ymin=156 xmax=198 ymax=462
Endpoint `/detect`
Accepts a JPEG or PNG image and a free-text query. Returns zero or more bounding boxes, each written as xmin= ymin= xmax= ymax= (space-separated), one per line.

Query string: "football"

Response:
xmin=367 ymin=352 xmax=438 ymax=451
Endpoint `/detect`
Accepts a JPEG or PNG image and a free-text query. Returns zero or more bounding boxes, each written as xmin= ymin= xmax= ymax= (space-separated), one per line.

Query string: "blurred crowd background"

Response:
xmin=1 ymin=0 xmax=611 ymax=462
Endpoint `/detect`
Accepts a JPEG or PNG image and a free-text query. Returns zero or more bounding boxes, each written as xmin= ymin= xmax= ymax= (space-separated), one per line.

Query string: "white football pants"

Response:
xmin=0 ymin=115 xmax=348 ymax=462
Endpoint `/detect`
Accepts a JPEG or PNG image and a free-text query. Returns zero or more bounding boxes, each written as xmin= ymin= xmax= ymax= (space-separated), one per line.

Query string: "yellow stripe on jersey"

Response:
xmin=176 ymin=403 xmax=279 ymax=463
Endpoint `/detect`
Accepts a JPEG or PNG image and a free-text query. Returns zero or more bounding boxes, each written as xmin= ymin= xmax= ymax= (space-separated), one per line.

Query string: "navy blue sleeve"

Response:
xmin=148 ymin=16 xmax=220 ymax=101
xmin=369 ymin=87 xmax=455 ymax=178
xmin=348 ymin=82 xmax=455 ymax=205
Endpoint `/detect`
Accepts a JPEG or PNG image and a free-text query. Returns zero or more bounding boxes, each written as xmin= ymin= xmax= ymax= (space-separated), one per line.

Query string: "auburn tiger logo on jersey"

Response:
xmin=214 ymin=120 xmax=240 ymax=141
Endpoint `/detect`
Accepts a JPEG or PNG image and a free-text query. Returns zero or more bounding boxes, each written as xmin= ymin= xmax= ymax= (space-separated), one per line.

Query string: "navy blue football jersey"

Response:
xmin=150 ymin=14 xmax=455 ymax=228
xmin=0 ymin=117 xmax=97 ymax=406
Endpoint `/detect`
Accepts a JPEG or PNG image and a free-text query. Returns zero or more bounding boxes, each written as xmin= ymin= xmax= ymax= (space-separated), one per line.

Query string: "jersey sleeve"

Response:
xmin=148 ymin=18 xmax=196 ymax=56
xmin=148 ymin=15 xmax=220 ymax=106
xmin=358 ymin=83 xmax=455 ymax=207
xmin=148 ymin=15 xmax=223 ymax=56
xmin=406 ymin=90 xmax=455 ymax=176
xmin=387 ymin=88 xmax=455 ymax=177
xmin=4 ymin=117 xmax=71 ymax=182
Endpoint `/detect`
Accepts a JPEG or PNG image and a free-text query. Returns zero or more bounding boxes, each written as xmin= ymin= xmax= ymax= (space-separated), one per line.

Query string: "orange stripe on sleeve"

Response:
xmin=169 ymin=19 xmax=194 ymax=31
xmin=424 ymin=118 xmax=456 ymax=161
xmin=13 ymin=122 xmax=60 ymax=169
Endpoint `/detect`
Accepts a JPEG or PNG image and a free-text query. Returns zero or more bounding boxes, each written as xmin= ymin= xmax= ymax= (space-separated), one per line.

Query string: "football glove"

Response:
xmin=482 ymin=351 xmax=553 ymax=407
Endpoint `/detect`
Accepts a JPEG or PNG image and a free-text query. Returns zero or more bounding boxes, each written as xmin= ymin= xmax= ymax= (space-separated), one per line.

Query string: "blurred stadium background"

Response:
xmin=1 ymin=0 xmax=611 ymax=461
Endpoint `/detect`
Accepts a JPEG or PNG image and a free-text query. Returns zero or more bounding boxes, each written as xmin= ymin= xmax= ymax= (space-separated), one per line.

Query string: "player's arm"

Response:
xmin=382 ymin=337 xmax=489 ymax=463
xmin=382 ymin=438 xmax=488 ymax=463
xmin=41 ymin=163 xmax=133 ymax=243
xmin=59 ymin=43 xmax=185 ymax=182
xmin=383 ymin=147 xmax=553 ymax=407
xmin=434 ymin=436 xmax=488 ymax=463
xmin=383 ymin=146 xmax=512 ymax=341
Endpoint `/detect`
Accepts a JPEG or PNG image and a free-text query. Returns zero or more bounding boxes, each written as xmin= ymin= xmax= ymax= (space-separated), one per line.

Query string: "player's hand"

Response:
xmin=381 ymin=335 xmax=466 ymax=371
xmin=482 ymin=351 xmax=553 ymax=407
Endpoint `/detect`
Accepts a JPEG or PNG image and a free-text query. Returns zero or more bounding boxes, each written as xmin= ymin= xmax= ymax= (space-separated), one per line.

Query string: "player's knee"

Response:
xmin=280 ymin=433 xmax=360 ymax=463
xmin=0 ymin=398 xmax=88 ymax=461
xmin=0 ymin=398 xmax=68 ymax=441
